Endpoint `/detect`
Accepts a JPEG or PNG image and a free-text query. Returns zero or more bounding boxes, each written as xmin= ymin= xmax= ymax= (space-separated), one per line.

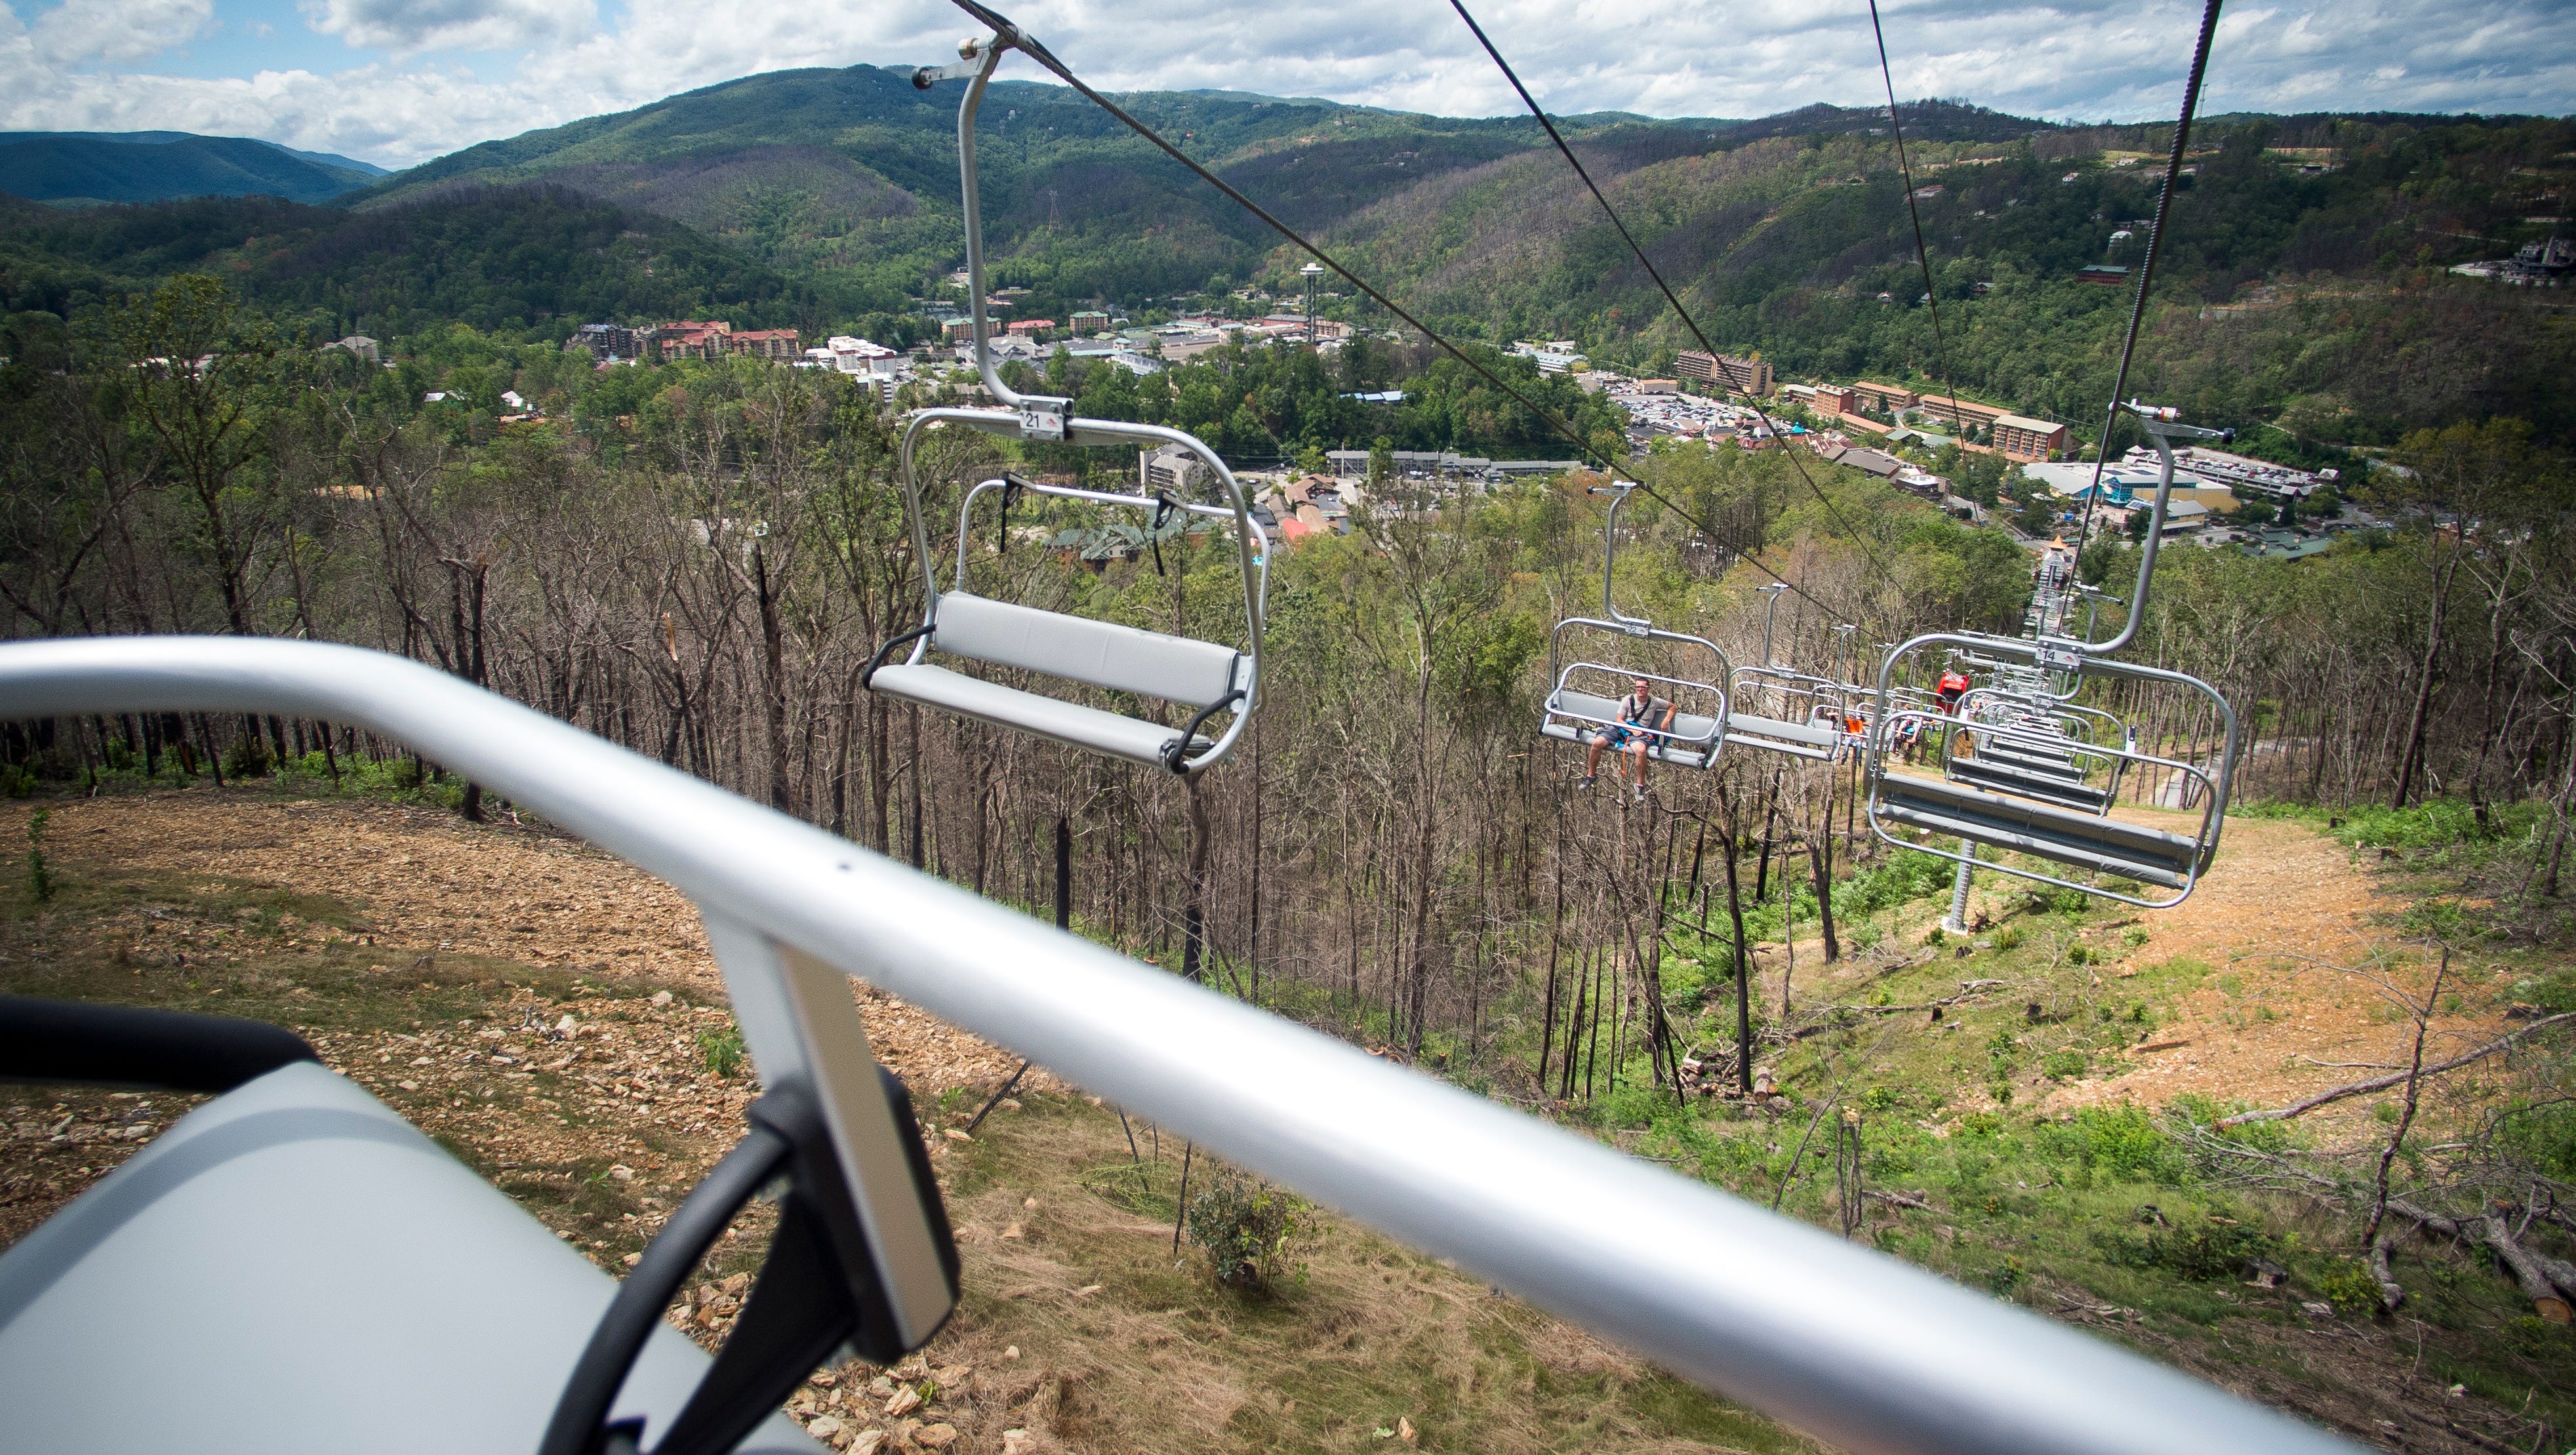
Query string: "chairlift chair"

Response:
xmin=1862 ymin=404 xmax=2242 ymax=909
xmin=864 ymin=35 xmax=1266 ymax=777
xmin=1721 ymin=584 xmax=1849 ymax=761
xmin=1539 ymin=483 xmax=1732 ymax=772
xmin=0 ymin=887 xmax=957 ymax=1455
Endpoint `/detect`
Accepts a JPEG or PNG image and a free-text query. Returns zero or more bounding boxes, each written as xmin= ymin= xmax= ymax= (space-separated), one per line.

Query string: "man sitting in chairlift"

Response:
xmin=1582 ymin=677 xmax=1678 ymax=802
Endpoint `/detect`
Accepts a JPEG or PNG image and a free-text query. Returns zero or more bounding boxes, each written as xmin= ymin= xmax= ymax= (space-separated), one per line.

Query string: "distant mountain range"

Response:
xmin=0 ymin=131 xmax=385 ymax=206
xmin=1 ymin=69 xmax=2562 ymax=447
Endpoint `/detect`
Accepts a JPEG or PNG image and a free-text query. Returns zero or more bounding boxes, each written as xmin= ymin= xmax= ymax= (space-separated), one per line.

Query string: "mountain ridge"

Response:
xmin=0 ymin=132 xmax=381 ymax=207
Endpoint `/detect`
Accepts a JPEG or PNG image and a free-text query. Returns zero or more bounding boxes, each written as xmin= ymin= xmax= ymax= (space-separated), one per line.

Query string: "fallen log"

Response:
xmin=2388 ymin=1198 xmax=2576 ymax=1321
xmin=2368 ymin=1239 xmax=2404 ymax=1315
xmin=2216 ymin=1013 xmax=2575 ymax=1127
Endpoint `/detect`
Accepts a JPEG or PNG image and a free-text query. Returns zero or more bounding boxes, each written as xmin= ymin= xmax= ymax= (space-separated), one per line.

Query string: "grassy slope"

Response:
xmin=3 ymin=778 xmax=2570 ymax=1453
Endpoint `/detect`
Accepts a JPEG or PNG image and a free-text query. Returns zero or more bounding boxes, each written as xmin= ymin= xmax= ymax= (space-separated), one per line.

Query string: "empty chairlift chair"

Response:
xmin=1946 ymin=688 xmax=2135 ymax=813
xmin=1862 ymin=403 xmax=2243 ymax=909
xmin=865 ymin=36 xmax=1264 ymax=776
xmin=1539 ymin=483 xmax=1730 ymax=771
xmin=1722 ymin=584 xmax=1850 ymax=762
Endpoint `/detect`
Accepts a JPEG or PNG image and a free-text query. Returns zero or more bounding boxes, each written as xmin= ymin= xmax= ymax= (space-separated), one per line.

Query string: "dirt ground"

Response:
xmin=2026 ymin=814 xmax=2507 ymax=1141
xmin=51 ymin=791 xmax=1047 ymax=1100
xmin=4 ymin=787 xmax=2563 ymax=1454
xmin=0 ymin=787 xmax=1815 ymax=1455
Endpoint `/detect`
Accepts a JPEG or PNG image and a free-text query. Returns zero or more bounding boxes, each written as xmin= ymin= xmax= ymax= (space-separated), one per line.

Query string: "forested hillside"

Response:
xmin=3 ymin=70 xmax=2566 ymax=463
xmin=1295 ymin=113 xmax=2576 ymax=452
xmin=0 ymin=131 xmax=380 ymax=206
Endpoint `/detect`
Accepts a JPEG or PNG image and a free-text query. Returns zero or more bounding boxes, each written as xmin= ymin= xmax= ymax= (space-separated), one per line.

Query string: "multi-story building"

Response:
xmin=653 ymin=321 xmax=732 ymax=363
xmin=1674 ymin=351 xmax=1773 ymax=396
xmin=1142 ymin=445 xmax=1204 ymax=494
xmin=1811 ymin=384 xmax=1857 ymax=414
xmin=1914 ymin=394 xmax=2008 ymax=430
xmin=1991 ymin=414 xmax=2069 ymax=462
xmin=1006 ymin=319 xmax=1056 ymax=341
xmin=729 ymin=329 xmax=801 ymax=360
xmin=1068 ymin=309 xmax=1113 ymax=334
xmin=826 ymin=336 xmax=900 ymax=376
xmin=569 ymin=323 xmax=635 ymax=361
xmin=1849 ymin=381 xmax=1919 ymax=413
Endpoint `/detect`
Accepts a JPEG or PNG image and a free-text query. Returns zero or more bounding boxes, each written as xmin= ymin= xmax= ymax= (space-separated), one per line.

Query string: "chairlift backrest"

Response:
xmin=865 ymin=37 xmax=1266 ymax=776
xmin=1720 ymin=585 xmax=1851 ymax=761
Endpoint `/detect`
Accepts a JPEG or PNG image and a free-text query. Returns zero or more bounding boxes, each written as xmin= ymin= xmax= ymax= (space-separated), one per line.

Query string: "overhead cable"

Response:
xmin=2071 ymin=0 xmax=2226 ymax=551
xmin=933 ymin=0 xmax=1853 ymax=622
xmin=1863 ymin=0 xmax=1969 ymax=481
xmin=1442 ymin=0 xmax=1901 ymax=592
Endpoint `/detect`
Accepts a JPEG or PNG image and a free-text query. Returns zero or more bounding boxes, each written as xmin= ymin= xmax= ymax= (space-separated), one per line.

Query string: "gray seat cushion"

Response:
xmin=1726 ymin=710 xmax=1841 ymax=759
xmin=1874 ymin=771 xmax=2200 ymax=888
xmin=0 ymin=1061 xmax=820 ymax=1455
xmin=873 ymin=662 xmax=1205 ymax=768
xmin=1543 ymin=689 xmax=1721 ymax=769
xmin=933 ymin=593 xmax=1239 ymax=708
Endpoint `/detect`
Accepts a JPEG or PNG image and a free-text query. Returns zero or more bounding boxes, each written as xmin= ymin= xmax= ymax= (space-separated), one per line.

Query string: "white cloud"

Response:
xmin=0 ymin=0 xmax=2566 ymax=170
xmin=300 ymin=0 xmax=595 ymax=54
xmin=25 ymin=0 xmax=211 ymax=65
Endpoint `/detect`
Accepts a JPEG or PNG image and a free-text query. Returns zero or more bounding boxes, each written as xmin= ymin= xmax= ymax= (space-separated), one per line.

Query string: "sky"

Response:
xmin=0 ymin=0 xmax=2568 ymax=170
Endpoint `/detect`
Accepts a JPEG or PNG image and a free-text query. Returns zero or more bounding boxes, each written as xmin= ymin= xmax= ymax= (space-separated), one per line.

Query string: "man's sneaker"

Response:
xmin=1634 ymin=784 xmax=1648 ymax=803
xmin=1578 ymin=775 xmax=1596 ymax=790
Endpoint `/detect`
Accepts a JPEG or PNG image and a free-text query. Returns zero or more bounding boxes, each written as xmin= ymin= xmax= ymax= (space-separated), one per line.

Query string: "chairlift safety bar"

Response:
xmin=0 ymin=637 xmax=2348 ymax=1455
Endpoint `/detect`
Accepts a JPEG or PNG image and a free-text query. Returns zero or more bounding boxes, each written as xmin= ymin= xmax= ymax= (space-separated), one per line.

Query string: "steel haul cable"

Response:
xmin=1863 ymin=0 xmax=1969 ymax=479
xmin=1442 ymin=0 xmax=1901 ymax=592
xmin=933 ymin=0 xmax=1854 ymax=623
xmin=2070 ymin=0 xmax=2226 ymax=556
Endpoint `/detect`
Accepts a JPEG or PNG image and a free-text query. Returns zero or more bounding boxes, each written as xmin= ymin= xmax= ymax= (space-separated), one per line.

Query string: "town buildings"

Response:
xmin=1990 ymin=414 xmax=2069 ymax=462
xmin=730 ymin=329 xmax=801 ymax=360
xmin=1675 ymin=351 xmax=1773 ymax=396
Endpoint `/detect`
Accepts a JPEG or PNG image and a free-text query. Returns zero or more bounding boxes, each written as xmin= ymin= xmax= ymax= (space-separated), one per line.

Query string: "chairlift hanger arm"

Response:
xmin=923 ymin=0 xmax=1855 ymax=627
xmin=1592 ymin=482 xmax=1650 ymax=628
xmin=916 ymin=35 xmax=1070 ymax=438
xmin=2042 ymin=403 xmax=2232 ymax=659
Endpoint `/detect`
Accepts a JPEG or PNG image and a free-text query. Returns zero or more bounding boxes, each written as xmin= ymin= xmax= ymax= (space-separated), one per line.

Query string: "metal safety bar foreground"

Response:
xmin=0 ymin=637 xmax=2355 ymax=1455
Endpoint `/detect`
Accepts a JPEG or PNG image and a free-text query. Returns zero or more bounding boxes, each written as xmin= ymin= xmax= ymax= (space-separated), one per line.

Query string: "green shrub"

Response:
xmin=1184 ymin=1168 xmax=1300 ymax=1292
xmin=2093 ymin=1219 xmax=2274 ymax=1279
xmin=2503 ymin=1315 xmax=2559 ymax=1357
xmin=695 ymin=1024 xmax=744 ymax=1078
xmin=2308 ymin=1258 xmax=2381 ymax=1316
xmin=2048 ymin=1104 xmax=2185 ymax=1184
xmin=0 ymin=763 xmax=35 ymax=799
xmin=2041 ymin=1049 xmax=2089 ymax=1081
xmin=1983 ymin=1257 xmax=2026 ymax=1296
xmin=25 ymin=808 xmax=54 ymax=902
xmin=222 ymin=732 xmax=273 ymax=780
